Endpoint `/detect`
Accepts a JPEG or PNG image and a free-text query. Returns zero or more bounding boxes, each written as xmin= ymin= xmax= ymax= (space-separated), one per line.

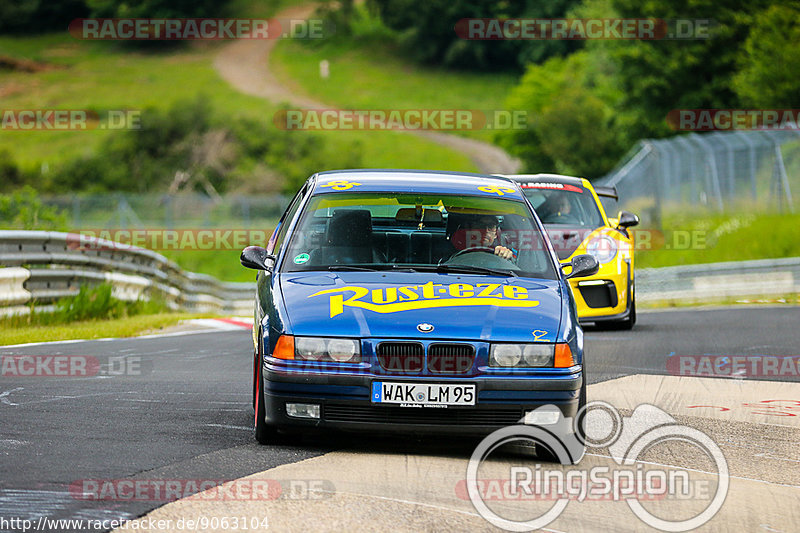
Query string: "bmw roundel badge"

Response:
xmin=417 ymin=323 xmax=434 ymax=333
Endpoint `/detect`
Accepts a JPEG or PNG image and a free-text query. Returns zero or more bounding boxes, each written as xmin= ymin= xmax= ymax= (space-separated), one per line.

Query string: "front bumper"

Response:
xmin=572 ymin=260 xmax=632 ymax=323
xmin=261 ymin=367 xmax=583 ymax=436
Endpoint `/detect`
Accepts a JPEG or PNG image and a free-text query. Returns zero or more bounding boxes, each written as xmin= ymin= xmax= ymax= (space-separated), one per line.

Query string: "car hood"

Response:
xmin=279 ymin=271 xmax=563 ymax=343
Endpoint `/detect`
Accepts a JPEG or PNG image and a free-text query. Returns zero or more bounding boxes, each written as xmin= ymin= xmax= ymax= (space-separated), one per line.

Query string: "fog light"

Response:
xmin=286 ymin=403 xmax=320 ymax=419
xmin=523 ymin=409 xmax=561 ymax=425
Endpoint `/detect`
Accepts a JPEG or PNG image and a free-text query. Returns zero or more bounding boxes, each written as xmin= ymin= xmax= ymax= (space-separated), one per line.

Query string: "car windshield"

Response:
xmin=522 ymin=183 xmax=605 ymax=228
xmin=281 ymin=191 xmax=557 ymax=279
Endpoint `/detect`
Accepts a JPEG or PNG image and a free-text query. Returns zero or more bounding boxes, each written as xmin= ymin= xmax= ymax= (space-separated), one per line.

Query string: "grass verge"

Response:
xmin=639 ymin=295 xmax=800 ymax=310
xmin=0 ymin=312 xmax=204 ymax=346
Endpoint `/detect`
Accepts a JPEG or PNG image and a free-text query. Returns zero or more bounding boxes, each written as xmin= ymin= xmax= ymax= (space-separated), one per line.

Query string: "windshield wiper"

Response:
xmin=429 ymin=264 xmax=519 ymax=277
xmin=328 ymin=264 xmax=517 ymax=277
xmin=385 ymin=264 xmax=421 ymax=273
xmin=327 ymin=265 xmax=379 ymax=272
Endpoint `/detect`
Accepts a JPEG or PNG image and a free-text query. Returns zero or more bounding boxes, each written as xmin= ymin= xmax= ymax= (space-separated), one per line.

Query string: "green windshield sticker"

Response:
xmin=293 ymin=253 xmax=310 ymax=264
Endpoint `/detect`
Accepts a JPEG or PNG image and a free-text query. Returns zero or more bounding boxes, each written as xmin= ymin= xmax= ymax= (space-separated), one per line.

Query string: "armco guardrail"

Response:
xmin=637 ymin=257 xmax=800 ymax=303
xmin=2 ymin=231 xmax=798 ymax=313
xmin=0 ymin=231 xmax=254 ymax=316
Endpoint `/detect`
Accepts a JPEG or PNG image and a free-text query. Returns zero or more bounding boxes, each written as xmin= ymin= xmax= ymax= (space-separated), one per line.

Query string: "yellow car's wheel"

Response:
xmin=608 ymin=285 xmax=636 ymax=330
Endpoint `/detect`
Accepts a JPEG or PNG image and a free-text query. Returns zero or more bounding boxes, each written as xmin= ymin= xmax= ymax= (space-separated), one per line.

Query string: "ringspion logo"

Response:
xmin=466 ymin=402 xmax=728 ymax=531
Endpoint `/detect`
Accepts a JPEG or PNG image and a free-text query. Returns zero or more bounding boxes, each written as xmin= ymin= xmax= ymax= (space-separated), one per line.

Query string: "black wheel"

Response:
xmin=533 ymin=376 xmax=586 ymax=464
xmin=254 ymin=336 xmax=277 ymax=445
xmin=252 ymin=350 xmax=258 ymax=410
xmin=575 ymin=373 xmax=587 ymax=444
xmin=608 ymin=285 xmax=636 ymax=330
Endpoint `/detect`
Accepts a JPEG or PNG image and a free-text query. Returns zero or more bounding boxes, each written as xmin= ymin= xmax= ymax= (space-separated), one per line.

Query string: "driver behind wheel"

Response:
xmin=540 ymin=194 xmax=574 ymax=224
xmin=451 ymin=214 xmax=514 ymax=261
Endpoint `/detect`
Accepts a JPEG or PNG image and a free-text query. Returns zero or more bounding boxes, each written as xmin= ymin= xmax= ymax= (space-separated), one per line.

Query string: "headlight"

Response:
xmin=490 ymin=344 xmax=554 ymax=367
xmin=586 ymin=236 xmax=617 ymax=264
xmin=523 ymin=344 xmax=554 ymax=366
xmin=295 ymin=337 xmax=326 ymax=360
xmin=326 ymin=338 xmax=359 ymax=362
xmin=295 ymin=337 xmax=361 ymax=363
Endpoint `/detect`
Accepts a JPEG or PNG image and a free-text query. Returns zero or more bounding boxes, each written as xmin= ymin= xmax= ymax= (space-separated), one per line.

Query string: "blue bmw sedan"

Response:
xmin=241 ymin=170 xmax=597 ymax=459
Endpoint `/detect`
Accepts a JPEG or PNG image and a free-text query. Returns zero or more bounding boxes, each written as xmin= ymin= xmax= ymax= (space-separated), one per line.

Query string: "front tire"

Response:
xmin=254 ymin=336 xmax=277 ymax=445
xmin=609 ymin=285 xmax=636 ymax=330
xmin=535 ymin=377 xmax=587 ymax=464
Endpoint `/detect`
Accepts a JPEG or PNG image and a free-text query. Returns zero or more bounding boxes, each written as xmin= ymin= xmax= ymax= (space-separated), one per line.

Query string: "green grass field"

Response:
xmin=270 ymin=27 xmax=519 ymax=142
xmin=160 ymin=248 xmax=258 ymax=282
xmin=635 ymin=213 xmax=800 ymax=268
xmin=0 ymin=33 xmax=475 ymax=170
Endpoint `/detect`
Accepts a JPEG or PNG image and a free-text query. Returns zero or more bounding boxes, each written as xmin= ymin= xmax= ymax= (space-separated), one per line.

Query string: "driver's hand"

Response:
xmin=494 ymin=246 xmax=513 ymax=260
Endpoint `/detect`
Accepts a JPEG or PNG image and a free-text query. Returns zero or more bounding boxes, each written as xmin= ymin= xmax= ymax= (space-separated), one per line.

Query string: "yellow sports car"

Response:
xmin=506 ymin=174 xmax=639 ymax=329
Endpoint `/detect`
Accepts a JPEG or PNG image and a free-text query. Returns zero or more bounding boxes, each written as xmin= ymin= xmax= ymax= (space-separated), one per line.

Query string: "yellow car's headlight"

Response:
xmin=586 ymin=236 xmax=617 ymax=264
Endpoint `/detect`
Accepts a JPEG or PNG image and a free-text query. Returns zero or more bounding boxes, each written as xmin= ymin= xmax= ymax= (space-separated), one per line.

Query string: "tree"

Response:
xmin=86 ymin=0 xmax=226 ymax=18
xmin=369 ymin=0 xmax=526 ymax=70
xmin=0 ymin=0 xmax=89 ymax=34
xmin=496 ymin=50 xmax=625 ymax=177
xmin=606 ymin=0 xmax=774 ymax=139
xmin=734 ymin=3 xmax=800 ymax=108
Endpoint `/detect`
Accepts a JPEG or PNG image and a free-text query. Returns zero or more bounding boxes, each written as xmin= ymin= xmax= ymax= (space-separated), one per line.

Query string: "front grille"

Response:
xmin=376 ymin=342 xmax=424 ymax=373
xmin=324 ymin=404 xmax=523 ymax=426
xmin=427 ymin=343 xmax=475 ymax=374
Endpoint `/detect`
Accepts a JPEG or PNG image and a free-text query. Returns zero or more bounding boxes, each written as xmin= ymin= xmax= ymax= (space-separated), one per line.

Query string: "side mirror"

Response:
xmin=617 ymin=211 xmax=639 ymax=229
xmin=240 ymin=246 xmax=275 ymax=271
xmin=562 ymin=254 xmax=599 ymax=279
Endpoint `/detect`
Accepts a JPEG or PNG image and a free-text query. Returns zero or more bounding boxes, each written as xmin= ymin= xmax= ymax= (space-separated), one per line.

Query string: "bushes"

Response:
xmin=3 ymin=283 xmax=168 ymax=328
xmin=0 ymin=185 xmax=68 ymax=230
xmin=55 ymin=283 xmax=123 ymax=322
xmin=47 ymin=97 xmax=363 ymax=195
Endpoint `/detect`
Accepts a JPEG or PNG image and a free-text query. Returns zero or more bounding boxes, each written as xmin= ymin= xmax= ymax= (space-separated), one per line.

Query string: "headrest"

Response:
xmin=327 ymin=210 xmax=373 ymax=247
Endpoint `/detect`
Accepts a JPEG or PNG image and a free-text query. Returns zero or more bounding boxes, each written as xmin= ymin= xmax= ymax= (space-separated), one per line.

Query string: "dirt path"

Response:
xmin=213 ymin=4 xmax=521 ymax=174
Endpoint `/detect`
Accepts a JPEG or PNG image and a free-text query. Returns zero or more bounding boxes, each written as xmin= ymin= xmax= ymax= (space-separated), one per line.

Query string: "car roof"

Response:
xmin=500 ymin=173 xmax=589 ymax=189
xmin=310 ymin=169 xmax=525 ymax=199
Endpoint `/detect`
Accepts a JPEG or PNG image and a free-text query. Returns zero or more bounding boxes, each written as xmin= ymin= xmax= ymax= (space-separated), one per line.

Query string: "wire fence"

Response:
xmin=597 ymin=129 xmax=800 ymax=225
xmin=37 ymin=129 xmax=800 ymax=232
xmin=41 ymin=193 xmax=289 ymax=230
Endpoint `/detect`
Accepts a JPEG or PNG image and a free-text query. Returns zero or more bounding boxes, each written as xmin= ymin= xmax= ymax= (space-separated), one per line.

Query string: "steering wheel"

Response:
xmin=448 ymin=246 xmax=496 ymax=260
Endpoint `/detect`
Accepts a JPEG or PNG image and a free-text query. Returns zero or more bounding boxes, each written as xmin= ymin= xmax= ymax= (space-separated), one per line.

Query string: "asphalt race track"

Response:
xmin=1 ymin=306 xmax=798 ymax=532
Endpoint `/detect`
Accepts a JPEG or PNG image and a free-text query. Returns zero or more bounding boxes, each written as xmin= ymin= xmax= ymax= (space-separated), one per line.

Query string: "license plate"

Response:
xmin=371 ymin=382 xmax=476 ymax=406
